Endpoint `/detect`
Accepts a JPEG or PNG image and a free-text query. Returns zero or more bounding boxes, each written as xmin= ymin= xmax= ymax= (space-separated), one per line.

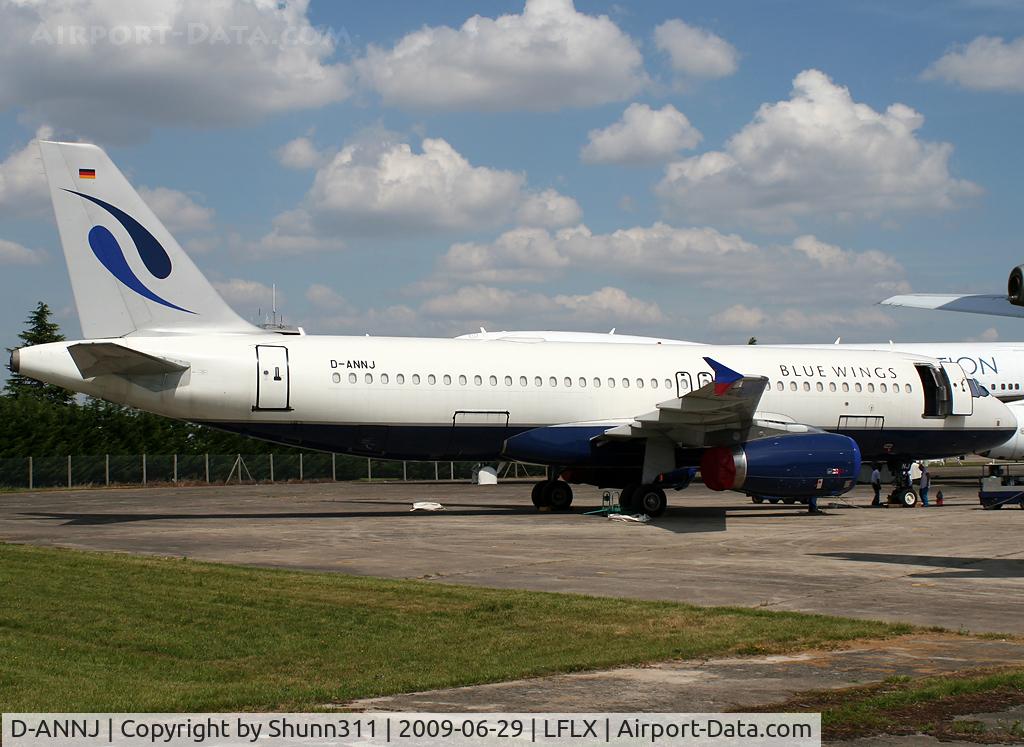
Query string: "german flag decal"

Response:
xmin=78 ymin=168 xmax=96 ymax=179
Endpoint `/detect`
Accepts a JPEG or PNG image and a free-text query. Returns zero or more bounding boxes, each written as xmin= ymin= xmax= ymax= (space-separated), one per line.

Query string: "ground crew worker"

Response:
xmin=919 ymin=464 xmax=930 ymax=507
xmin=870 ymin=463 xmax=882 ymax=506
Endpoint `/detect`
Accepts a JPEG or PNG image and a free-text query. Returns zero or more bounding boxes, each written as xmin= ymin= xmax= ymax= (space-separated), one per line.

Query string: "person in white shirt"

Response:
xmin=870 ymin=464 xmax=882 ymax=507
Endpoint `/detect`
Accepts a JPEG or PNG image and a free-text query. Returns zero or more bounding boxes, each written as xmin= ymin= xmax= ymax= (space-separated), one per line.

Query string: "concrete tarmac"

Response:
xmin=0 ymin=480 xmax=1021 ymax=634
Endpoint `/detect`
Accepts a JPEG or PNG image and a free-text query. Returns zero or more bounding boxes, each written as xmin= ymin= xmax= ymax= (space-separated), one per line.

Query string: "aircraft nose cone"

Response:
xmin=9 ymin=347 xmax=19 ymax=374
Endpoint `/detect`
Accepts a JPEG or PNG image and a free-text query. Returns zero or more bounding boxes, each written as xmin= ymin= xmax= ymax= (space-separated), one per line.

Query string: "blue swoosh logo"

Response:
xmin=64 ymin=189 xmax=194 ymax=314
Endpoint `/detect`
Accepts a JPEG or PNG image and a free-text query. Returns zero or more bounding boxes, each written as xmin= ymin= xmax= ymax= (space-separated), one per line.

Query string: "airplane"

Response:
xmin=465 ymin=331 xmax=1024 ymax=463
xmin=10 ymin=141 xmax=1017 ymax=515
xmin=881 ymin=262 xmax=1024 ymax=320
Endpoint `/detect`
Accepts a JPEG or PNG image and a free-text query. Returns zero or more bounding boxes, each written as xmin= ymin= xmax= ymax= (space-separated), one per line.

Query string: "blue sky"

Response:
xmin=2 ymin=0 xmax=1024 ymax=356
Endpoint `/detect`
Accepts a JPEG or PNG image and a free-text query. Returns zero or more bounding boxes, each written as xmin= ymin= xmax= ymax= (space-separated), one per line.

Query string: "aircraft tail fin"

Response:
xmin=38 ymin=140 xmax=259 ymax=338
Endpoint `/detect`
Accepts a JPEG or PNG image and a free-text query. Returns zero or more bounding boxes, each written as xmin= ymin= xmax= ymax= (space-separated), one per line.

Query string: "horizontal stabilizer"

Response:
xmin=880 ymin=293 xmax=1024 ymax=319
xmin=68 ymin=342 xmax=189 ymax=378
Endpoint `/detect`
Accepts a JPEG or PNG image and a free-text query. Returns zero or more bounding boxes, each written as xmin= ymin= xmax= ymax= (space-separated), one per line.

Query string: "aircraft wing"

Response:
xmin=598 ymin=357 xmax=771 ymax=448
xmin=880 ymin=293 xmax=1024 ymax=319
xmin=68 ymin=342 xmax=190 ymax=378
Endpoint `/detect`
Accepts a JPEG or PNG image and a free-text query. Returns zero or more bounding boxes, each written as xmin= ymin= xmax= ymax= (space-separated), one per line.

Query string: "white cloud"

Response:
xmin=436 ymin=225 xmax=906 ymax=305
xmin=306 ymin=137 xmax=524 ymax=234
xmin=924 ymin=36 xmax=1024 ymax=92
xmin=356 ymin=0 xmax=646 ymax=111
xmin=656 ymin=69 xmax=981 ymax=228
xmin=1 ymin=0 xmax=351 ymax=142
xmin=251 ymin=134 xmax=580 ymax=248
xmin=0 ymin=238 xmax=45 ymax=265
xmin=654 ymin=19 xmax=739 ymax=81
xmin=711 ymin=304 xmax=895 ymax=333
xmin=213 ymin=278 xmax=279 ymax=309
xmin=306 ymin=283 xmax=348 ymax=311
xmin=137 ymin=186 xmax=214 ymax=233
xmin=581 ymin=103 xmax=702 ymax=165
xmin=515 ymin=188 xmax=582 ymax=228
xmin=421 ymin=284 xmax=663 ymax=325
xmin=0 ymin=127 xmax=51 ymax=215
xmin=710 ymin=304 xmax=765 ymax=330
xmin=276 ymin=137 xmax=324 ymax=170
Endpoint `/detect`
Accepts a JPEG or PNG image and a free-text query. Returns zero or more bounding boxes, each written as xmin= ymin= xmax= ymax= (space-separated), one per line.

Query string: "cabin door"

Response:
xmin=255 ymin=345 xmax=291 ymax=410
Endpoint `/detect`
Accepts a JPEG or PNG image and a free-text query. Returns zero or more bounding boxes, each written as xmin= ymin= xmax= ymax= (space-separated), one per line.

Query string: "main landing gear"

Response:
xmin=531 ymin=479 xmax=574 ymax=511
xmin=886 ymin=461 xmax=918 ymax=507
xmin=619 ymin=483 xmax=668 ymax=518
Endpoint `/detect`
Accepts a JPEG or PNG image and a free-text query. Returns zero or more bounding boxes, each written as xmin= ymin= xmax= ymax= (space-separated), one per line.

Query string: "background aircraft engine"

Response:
xmin=700 ymin=433 xmax=861 ymax=497
xmin=1009 ymin=264 xmax=1024 ymax=306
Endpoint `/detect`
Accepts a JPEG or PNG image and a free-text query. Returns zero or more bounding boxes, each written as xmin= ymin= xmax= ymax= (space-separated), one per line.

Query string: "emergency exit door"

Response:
xmin=255 ymin=345 xmax=291 ymax=411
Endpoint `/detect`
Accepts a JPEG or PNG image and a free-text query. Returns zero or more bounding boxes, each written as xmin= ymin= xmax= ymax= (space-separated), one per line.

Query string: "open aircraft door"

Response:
xmin=940 ymin=361 xmax=973 ymax=416
xmin=255 ymin=345 xmax=291 ymax=411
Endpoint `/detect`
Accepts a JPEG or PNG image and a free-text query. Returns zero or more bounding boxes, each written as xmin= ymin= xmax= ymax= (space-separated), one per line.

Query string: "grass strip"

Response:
xmin=0 ymin=542 xmax=914 ymax=712
xmin=752 ymin=668 xmax=1024 ymax=741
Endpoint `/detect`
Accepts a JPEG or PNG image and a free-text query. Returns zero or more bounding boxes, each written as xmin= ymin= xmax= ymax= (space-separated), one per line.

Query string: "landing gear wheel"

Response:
xmin=531 ymin=481 xmax=550 ymax=508
xmin=544 ymin=480 xmax=574 ymax=511
xmin=635 ymin=486 xmax=667 ymax=517
xmin=751 ymin=495 xmax=764 ymax=504
xmin=895 ymin=488 xmax=918 ymax=508
xmin=619 ymin=484 xmax=638 ymax=513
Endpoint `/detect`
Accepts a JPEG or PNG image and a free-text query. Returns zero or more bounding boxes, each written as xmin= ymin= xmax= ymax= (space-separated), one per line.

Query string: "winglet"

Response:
xmin=703 ymin=356 xmax=743 ymax=396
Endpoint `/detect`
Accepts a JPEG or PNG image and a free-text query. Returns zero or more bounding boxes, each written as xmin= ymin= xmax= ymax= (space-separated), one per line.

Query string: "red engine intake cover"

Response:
xmin=701 ymin=446 xmax=737 ymax=491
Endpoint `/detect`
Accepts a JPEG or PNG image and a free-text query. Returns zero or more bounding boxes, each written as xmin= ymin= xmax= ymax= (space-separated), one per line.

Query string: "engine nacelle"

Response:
xmin=700 ymin=432 xmax=861 ymax=497
xmin=1009 ymin=265 xmax=1024 ymax=306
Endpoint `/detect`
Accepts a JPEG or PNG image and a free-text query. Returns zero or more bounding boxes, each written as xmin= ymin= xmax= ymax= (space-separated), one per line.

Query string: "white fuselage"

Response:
xmin=16 ymin=334 xmax=1015 ymax=464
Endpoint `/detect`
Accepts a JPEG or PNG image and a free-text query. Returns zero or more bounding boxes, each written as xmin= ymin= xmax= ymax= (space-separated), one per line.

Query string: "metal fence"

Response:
xmin=0 ymin=454 xmax=545 ymax=490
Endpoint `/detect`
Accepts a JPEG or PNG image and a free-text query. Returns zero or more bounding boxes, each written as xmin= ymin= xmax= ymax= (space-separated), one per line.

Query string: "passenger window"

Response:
xmin=790 ymin=381 xmax=797 ymax=391
xmin=489 ymin=375 xmax=497 ymax=386
xmin=427 ymin=374 xmax=436 ymax=385
xmin=459 ymin=374 xmax=467 ymax=385
xmin=867 ymin=383 xmax=875 ymax=393
xmin=349 ymin=372 xmax=357 ymax=384
xmin=365 ymin=373 xmax=373 ymax=384
xmin=816 ymin=382 xmax=823 ymax=392
xmin=608 ymin=378 xmax=616 ymax=388
xmin=776 ymin=381 xmax=783 ymax=391
xmin=594 ymin=378 xmax=601 ymax=388
xmin=906 ymin=383 xmax=912 ymax=394
xmin=520 ymin=376 xmax=527 ymax=386
xmin=504 ymin=375 xmax=512 ymax=386
xmin=397 ymin=374 xmax=405 ymax=384
xmin=332 ymin=372 xmax=341 ymax=383
xmin=803 ymin=382 xmax=810 ymax=391
xmin=443 ymin=374 xmax=451 ymax=385
xmin=412 ymin=374 xmax=421 ymax=385
xmin=549 ymin=376 xmax=557 ymax=387
xmin=842 ymin=382 xmax=849 ymax=392
xmin=579 ymin=377 xmax=587 ymax=388
xmin=665 ymin=379 xmax=672 ymax=389
xmin=622 ymin=378 xmax=630 ymax=388
xmin=535 ymin=376 xmax=543 ymax=387
xmin=381 ymin=373 xmax=389 ymax=384
xmin=829 ymin=382 xmax=836 ymax=392
xmin=564 ymin=377 xmax=572 ymax=387
xmin=880 ymin=383 xmax=887 ymax=393
xmin=651 ymin=379 xmax=658 ymax=389
xmin=855 ymin=383 xmax=862 ymax=392
xmin=636 ymin=378 xmax=644 ymax=389
xmin=474 ymin=375 xmax=482 ymax=386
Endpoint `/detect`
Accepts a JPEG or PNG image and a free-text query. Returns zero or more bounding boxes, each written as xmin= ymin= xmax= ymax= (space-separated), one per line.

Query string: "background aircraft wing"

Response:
xmin=598 ymin=357 xmax=771 ymax=448
xmin=880 ymin=293 xmax=1024 ymax=319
